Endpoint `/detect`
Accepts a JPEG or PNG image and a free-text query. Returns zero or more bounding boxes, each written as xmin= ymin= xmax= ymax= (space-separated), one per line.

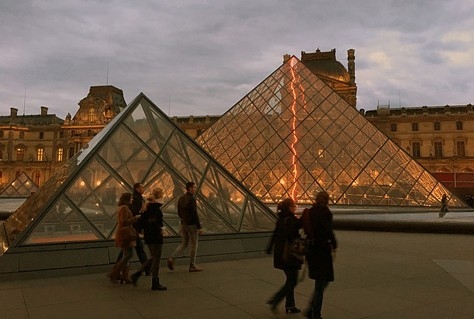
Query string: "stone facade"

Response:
xmin=363 ymin=104 xmax=474 ymax=197
xmin=0 ymin=86 xmax=126 ymax=190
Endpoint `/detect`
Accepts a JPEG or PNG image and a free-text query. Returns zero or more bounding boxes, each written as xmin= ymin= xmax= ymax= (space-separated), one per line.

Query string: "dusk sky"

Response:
xmin=1 ymin=0 xmax=474 ymax=119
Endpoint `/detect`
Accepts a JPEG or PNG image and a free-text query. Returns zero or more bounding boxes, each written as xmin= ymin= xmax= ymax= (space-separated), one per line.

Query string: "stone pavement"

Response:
xmin=1 ymin=230 xmax=474 ymax=319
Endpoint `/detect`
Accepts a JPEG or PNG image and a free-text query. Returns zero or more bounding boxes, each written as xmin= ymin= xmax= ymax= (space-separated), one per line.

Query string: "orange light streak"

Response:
xmin=287 ymin=58 xmax=308 ymax=201
xmin=289 ymin=60 xmax=299 ymax=200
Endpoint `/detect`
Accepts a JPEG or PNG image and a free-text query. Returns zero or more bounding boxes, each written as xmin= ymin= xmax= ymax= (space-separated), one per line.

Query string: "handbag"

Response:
xmin=119 ymin=225 xmax=137 ymax=242
xmin=283 ymin=237 xmax=306 ymax=264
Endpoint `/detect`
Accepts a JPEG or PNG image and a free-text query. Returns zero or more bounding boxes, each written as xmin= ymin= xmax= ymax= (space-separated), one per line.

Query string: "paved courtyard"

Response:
xmin=1 ymin=230 xmax=474 ymax=319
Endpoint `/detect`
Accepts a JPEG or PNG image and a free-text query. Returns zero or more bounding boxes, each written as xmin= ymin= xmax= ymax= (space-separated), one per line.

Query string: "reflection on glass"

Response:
xmin=198 ymin=56 xmax=465 ymax=208
xmin=0 ymin=95 xmax=275 ymax=254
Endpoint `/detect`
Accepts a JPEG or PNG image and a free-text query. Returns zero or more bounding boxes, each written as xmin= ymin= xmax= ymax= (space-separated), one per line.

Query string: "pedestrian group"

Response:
xmin=108 ymin=181 xmax=338 ymax=318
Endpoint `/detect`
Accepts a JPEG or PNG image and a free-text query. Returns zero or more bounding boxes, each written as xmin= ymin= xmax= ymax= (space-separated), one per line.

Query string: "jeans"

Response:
xmin=171 ymin=225 xmax=199 ymax=266
xmin=270 ymin=269 xmax=298 ymax=308
xmin=116 ymin=236 xmax=148 ymax=264
xmin=307 ymin=280 xmax=329 ymax=319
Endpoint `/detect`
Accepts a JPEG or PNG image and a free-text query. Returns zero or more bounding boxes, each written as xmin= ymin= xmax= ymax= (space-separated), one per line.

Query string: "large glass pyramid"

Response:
xmin=0 ymin=172 xmax=39 ymax=198
xmin=198 ymin=56 xmax=465 ymax=207
xmin=0 ymin=94 xmax=275 ymax=255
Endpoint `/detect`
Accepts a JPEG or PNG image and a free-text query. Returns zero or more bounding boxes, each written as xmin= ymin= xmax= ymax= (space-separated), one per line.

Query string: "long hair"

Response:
xmin=118 ymin=192 xmax=132 ymax=206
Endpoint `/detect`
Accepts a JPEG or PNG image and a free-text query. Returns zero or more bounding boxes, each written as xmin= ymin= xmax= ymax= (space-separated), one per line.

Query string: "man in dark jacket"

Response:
xmin=167 ymin=182 xmax=203 ymax=272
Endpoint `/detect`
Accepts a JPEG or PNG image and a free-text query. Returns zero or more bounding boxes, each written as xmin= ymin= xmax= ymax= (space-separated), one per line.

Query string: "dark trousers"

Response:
xmin=148 ymin=244 xmax=163 ymax=279
xmin=307 ymin=280 xmax=329 ymax=319
xmin=270 ymin=269 xmax=298 ymax=308
xmin=116 ymin=236 xmax=148 ymax=263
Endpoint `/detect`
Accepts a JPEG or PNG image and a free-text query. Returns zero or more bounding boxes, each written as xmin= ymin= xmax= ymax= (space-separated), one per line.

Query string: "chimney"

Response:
xmin=347 ymin=49 xmax=355 ymax=85
xmin=10 ymin=108 xmax=18 ymax=118
xmin=41 ymin=106 xmax=48 ymax=116
xmin=283 ymin=54 xmax=291 ymax=63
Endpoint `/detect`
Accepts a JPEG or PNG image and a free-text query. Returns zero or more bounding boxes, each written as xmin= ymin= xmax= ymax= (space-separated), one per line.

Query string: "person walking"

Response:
xmin=167 ymin=182 xmax=203 ymax=272
xmin=131 ymin=188 xmax=167 ymax=290
xmin=439 ymin=194 xmax=449 ymax=218
xmin=109 ymin=192 xmax=137 ymax=284
xmin=302 ymin=191 xmax=337 ymax=319
xmin=115 ymin=183 xmax=152 ymax=275
xmin=266 ymin=198 xmax=303 ymax=314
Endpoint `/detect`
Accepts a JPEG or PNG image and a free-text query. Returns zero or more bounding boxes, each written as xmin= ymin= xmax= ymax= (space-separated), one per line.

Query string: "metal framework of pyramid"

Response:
xmin=198 ymin=56 xmax=465 ymax=207
xmin=0 ymin=172 xmax=39 ymax=198
xmin=0 ymin=94 xmax=275 ymax=255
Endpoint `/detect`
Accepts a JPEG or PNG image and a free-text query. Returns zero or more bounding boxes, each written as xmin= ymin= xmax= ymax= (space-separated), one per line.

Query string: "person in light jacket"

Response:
xmin=109 ymin=192 xmax=136 ymax=284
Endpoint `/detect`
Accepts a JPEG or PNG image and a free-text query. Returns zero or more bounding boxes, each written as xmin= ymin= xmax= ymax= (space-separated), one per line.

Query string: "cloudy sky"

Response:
xmin=1 ymin=0 xmax=474 ymax=119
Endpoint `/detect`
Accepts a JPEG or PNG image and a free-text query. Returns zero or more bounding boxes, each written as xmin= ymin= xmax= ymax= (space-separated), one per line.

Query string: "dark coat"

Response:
xmin=304 ymin=203 xmax=337 ymax=281
xmin=130 ymin=190 xmax=145 ymax=216
xmin=268 ymin=209 xmax=302 ymax=271
xmin=137 ymin=202 xmax=164 ymax=245
xmin=178 ymin=192 xmax=201 ymax=229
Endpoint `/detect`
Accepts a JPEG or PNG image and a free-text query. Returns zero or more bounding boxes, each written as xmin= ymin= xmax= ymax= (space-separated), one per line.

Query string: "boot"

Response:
xmin=151 ymin=278 xmax=167 ymax=291
xmin=108 ymin=263 xmax=121 ymax=283
xmin=120 ymin=266 xmax=133 ymax=284
xmin=131 ymin=271 xmax=142 ymax=286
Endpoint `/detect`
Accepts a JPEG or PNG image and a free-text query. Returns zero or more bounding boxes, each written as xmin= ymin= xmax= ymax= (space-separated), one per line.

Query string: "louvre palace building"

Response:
xmin=0 ymin=48 xmax=473 ymax=203
xmin=2 ymin=48 xmax=474 ymax=273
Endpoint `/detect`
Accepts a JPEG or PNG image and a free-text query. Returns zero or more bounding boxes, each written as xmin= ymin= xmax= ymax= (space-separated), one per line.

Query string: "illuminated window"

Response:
xmin=57 ymin=148 xmax=64 ymax=162
xmin=89 ymin=108 xmax=96 ymax=122
xmin=434 ymin=121 xmax=440 ymax=131
xmin=434 ymin=141 xmax=443 ymax=157
xmin=16 ymin=146 xmax=25 ymax=161
xmin=37 ymin=148 xmax=44 ymax=161
xmin=412 ymin=142 xmax=421 ymax=158
xmin=456 ymin=121 xmax=463 ymax=130
xmin=390 ymin=123 xmax=397 ymax=132
xmin=411 ymin=123 xmax=418 ymax=131
xmin=456 ymin=141 xmax=465 ymax=157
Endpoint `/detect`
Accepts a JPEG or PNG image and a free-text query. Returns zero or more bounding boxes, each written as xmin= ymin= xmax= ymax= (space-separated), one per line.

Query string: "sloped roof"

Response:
xmin=0 ymin=172 xmax=39 ymax=198
xmin=0 ymin=114 xmax=63 ymax=125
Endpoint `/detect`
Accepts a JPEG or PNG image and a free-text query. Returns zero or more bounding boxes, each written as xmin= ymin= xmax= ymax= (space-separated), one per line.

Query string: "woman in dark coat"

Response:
xmin=131 ymin=188 xmax=167 ymax=291
xmin=302 ymin=191 xmax=337 ymax=319
xmin=266 ymin=198 xmax=302 ymax=314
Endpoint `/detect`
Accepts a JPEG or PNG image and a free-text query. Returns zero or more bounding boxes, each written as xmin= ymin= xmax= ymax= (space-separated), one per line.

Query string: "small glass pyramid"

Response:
xmin=197 ymin=56 xmax=465 ymax=207
xmin=0 ymin=94 xmax=275 ymax=255
xmin=0 ymin=172 xmax=39 ymax=198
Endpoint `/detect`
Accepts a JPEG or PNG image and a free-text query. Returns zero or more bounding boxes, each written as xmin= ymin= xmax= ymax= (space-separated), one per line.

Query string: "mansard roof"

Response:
xmin=0 ymin=114 xmax=64 ymax=126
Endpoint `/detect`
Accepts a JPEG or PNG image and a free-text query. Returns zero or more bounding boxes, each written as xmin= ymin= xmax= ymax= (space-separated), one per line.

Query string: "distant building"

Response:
xmin=1 ymin=49 xmax=472 ymax=201
xmin=363 ymin=104 xmax=474 ymax=197
xmin=0 ymin=86 xmax=126 ymax=191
